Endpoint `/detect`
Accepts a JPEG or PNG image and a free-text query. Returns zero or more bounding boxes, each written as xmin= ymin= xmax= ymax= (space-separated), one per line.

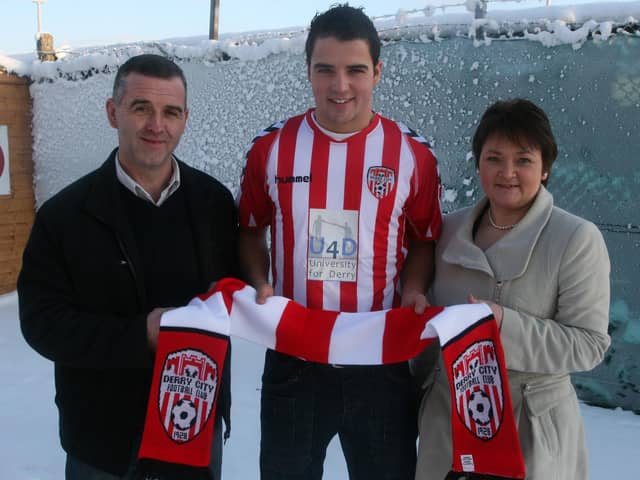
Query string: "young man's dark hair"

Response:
xmin=472 ymin=98 xmax=558 ymax=185
xmin=112 ymin=53 xmax=188 ymax=105
xmin=305 ymin=3 xmax=381 ymax=67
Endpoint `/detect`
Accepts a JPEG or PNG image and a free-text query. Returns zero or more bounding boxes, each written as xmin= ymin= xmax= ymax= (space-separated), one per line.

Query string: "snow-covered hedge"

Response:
xmin=3 ymin=3 xmax=639 ymax=412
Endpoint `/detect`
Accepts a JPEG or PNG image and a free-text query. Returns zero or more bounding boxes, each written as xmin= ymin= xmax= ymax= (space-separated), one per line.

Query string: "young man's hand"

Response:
xmin=401 ymin=290 xmax=429 ymax=315
xmin=255 ymin=283 xmax=274 ymax=304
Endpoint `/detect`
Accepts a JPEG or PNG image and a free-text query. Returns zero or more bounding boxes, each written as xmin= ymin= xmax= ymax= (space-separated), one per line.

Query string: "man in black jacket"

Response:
xmin=18 ymin=54 xmax=236 ymax=480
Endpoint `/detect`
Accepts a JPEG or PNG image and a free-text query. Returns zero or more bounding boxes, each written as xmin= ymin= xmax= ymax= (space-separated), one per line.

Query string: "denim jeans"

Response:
xmin=66 ymin=413 xmax=224 ymax=480
xmin=259 ymin=350 xmax=419 ymax=480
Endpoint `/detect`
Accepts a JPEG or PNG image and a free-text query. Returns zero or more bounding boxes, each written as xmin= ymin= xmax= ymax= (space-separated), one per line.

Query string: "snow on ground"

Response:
xmin=1 ymin=290 xmax=638 ymax=479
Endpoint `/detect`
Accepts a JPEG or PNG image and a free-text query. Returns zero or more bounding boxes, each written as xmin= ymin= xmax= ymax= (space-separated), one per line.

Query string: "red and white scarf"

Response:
xmin=136 ymin=278 xmax=525 ymax=479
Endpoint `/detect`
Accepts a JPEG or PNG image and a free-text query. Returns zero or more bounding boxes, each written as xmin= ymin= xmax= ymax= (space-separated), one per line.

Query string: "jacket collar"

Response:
xmin=83 ymin=148 xmax=216 ymax=287
xmin=442 ymin=185 xmax=554 ymax=280
xmin=81 ymin=149 xmax=219 ymax=303
xmin=83 ymin=148 xmax=210 ymax=225
xmin=83 ymin=149 xmax=126 ymax=230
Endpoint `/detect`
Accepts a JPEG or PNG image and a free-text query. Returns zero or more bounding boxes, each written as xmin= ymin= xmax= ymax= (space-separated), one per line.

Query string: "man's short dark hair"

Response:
xmin=472 ymin=98 xmax=558 ymax=185
xmin=112 ymin=54 xmax=187 ymax=105
xmin=305 ymin=4 xmax=381 ymax=67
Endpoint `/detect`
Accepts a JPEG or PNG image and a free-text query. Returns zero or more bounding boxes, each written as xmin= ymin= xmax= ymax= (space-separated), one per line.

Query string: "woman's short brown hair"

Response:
xmin=472 ymin=99 xmax=558 ymax=185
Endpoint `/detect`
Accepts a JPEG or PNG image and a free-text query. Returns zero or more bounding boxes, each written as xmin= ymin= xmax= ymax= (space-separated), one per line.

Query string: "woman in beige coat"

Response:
xmin=415 ymin=99 xmax=610 ymax=480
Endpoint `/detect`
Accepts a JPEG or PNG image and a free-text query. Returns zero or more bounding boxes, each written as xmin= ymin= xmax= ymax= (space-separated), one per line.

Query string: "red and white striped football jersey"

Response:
xmin=237 ymin=109 xmax=442 ymax=312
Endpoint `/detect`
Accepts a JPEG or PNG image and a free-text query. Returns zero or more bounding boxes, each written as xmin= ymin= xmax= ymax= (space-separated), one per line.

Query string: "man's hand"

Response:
xmin=468 ymin=294 xmax=504 ymax=328
xmin=401 ymin=290 xmax=429 ymax=315
xmin=146 ymin=307 xmax=172 ymax=352
xmin=255 ymin=283 xmax=274 ymax=305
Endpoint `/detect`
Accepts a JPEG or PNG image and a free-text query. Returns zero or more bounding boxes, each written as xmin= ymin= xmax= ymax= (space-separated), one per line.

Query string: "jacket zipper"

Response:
xmin=493 ymin=280 xmax=503 ymax=305
xmin=116 ymin=234 xmax=138 ymax=284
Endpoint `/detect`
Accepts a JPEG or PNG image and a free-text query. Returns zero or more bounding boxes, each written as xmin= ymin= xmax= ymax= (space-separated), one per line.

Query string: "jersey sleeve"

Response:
xmin=236 ymin=128 xmax=278 ymax=230
xmin=403 ymin=137 xmax=442 ymax=242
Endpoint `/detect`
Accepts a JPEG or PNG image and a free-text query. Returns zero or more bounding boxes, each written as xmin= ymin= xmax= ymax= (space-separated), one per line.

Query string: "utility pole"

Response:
xmin=33 ymin=0 xmax=46 ymax=34
xmin=472 ymin=0 xmax=488 ymax=40
xmin=209 ymin=0 xmax=220 ymax=40
xmin=474 ymin=0 xmax=487 ymax=19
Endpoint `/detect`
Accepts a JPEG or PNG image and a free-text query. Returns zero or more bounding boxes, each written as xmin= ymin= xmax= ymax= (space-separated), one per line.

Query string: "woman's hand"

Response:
xmin=468 ymin=294 xmax=504 ymax=328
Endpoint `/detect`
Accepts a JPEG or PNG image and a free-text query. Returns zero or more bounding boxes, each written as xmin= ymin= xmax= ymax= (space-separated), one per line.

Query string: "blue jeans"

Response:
xmin=259 ymin=350 xmax=419 ymax=480
xmin=66 ymin=413 xmax=224 ymax=480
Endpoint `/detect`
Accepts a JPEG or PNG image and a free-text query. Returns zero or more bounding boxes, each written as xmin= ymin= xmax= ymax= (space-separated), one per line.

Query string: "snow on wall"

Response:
xmin=6 ymin=3 xmax=640 ymax=411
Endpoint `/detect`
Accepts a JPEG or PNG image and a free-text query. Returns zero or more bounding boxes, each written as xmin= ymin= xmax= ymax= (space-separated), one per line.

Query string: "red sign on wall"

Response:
xmin=0 ymin=125 xmax=10 ymax=195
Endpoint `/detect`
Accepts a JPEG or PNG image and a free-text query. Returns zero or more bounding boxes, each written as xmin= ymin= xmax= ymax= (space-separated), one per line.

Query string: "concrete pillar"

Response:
xmin=37 ymin=33 xmax=56 ymax=62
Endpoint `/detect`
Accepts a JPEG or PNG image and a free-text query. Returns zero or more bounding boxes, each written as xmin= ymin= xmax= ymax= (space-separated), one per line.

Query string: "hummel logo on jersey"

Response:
xmin=275 ymin=174 xmax=313 ymax=184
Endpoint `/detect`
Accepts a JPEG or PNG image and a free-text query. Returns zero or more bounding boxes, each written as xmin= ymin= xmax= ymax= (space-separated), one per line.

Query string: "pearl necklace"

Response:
xmin=488 ymin=209 xmax=518 ymax=230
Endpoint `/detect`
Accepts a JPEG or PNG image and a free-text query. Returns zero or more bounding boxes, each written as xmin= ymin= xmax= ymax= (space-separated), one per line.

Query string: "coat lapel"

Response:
xmin=83 ymin=149 xmax=147 ymax=307
xmin=179 ymin=160 xmax=212 ymax=287
xmin=442 ymin=199 xmax=493 ymax=275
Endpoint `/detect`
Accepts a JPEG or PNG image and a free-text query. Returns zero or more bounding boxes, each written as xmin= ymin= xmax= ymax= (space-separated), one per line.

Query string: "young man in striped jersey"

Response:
xmin=237 ymin=4 xmax=442 ymax=479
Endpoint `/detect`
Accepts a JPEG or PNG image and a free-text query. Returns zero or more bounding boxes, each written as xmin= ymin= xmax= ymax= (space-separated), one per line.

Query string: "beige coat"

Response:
xmin=416 ymin=186 xmax=611 ymax=480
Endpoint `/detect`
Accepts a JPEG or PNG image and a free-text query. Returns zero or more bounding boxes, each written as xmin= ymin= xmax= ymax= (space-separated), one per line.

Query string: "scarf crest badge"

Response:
xmin=453 ymin=340 xmax=505 ymax=441
xmin=159 ymin=348 xmax=219 ymax=443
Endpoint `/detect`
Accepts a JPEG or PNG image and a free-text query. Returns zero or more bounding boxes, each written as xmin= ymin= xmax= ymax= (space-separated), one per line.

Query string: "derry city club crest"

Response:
xmin=367 ymin=166 xmax=396 ymax=199
xmin=452 ymin=340 xmax=505 ymax=440
xmin=158 ymin=349 xmax=218 ymax=443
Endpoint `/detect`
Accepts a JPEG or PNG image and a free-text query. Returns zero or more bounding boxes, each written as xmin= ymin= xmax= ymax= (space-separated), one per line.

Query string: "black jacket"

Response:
xmin=18 ymin=150 xmax=237 ymax=475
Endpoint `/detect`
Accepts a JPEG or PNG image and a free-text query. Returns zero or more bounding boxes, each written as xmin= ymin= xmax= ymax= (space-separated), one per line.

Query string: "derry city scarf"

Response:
xmin=135 ymin=278 xmax=525 ymax=480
